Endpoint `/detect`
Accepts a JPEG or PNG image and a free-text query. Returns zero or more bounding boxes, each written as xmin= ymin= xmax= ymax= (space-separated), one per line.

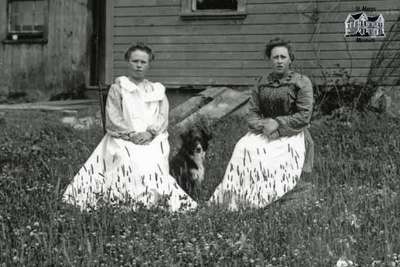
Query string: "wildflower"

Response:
xmin=371 ymin=260 xmax=382 ymax=266
xmin=349 ymin=214 xmax=360 ymax=229
xmin=293 ymin=249 xmax=300 ymax=257
xmin=336 ymin=256 xmax=355 ymax=267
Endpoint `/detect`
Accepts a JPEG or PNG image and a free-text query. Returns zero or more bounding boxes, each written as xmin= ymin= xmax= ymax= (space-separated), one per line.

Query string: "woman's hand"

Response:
xmin=268 ymin=131 xmax=279 ymax=140
xmin=129 ymin=131 xmax=153 ymax=145
xmin=248 ymin=119 xmax=264 ymax=134
xmin=262 ymin=118 xmax=279 ymax=136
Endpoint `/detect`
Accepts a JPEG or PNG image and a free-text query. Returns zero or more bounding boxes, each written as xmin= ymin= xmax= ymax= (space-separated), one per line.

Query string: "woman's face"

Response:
xmin=127 ymin=49 xmax=150 ymax=81
xmin=270 ymin=46 xmax=291 ymax=75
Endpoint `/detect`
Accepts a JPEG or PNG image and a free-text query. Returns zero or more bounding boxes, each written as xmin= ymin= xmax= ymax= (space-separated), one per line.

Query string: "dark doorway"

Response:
xmin=89 ymin=0 xmax=106 ymax=86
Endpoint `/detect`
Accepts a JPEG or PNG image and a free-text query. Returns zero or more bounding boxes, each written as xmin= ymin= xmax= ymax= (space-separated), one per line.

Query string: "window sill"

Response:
xmin=2 ymin=38 xmax=48 ymax=44
xmin=180 ymin=11 xmax=247 ymax=20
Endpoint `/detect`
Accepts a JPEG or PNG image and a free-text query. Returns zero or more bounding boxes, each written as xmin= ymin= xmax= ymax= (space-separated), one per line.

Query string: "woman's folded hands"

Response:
xmin=248 ymin=118 xmax=279 ymax=140
xmin=117 ymin=131 xmax=153 ymax=145
xmin=128 ymin=131 xmax=153 ymax=145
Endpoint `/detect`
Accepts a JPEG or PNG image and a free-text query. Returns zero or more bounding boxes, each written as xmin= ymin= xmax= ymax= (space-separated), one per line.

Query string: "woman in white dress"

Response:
xmin=63 ymin=43 xmax=197 ymax=211
xmin=208 ymin=38 xmax=314 ymax=210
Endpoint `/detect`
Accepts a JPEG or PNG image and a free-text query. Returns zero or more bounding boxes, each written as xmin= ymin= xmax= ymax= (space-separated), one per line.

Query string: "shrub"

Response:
xmin=314 ymin=66 xmax=376 ymax=115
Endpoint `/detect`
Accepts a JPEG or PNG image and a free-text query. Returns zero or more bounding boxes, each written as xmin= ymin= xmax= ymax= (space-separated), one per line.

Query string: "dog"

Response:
xmin=170 ymin=125 xmax=212 ymax=198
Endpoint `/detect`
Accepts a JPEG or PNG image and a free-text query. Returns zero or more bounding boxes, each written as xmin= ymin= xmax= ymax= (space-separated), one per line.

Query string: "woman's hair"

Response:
xmin=265 ymin=38 xmax=295 ymax=61
xmin=124 ymin=42 xmax=155 ymax=62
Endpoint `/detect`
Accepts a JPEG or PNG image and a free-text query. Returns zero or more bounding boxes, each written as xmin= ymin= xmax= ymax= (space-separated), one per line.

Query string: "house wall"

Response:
xmin=0 ymin=0 xmax=92 ymax=99
xmin=108 ymin=0 xmax=400 ymax=88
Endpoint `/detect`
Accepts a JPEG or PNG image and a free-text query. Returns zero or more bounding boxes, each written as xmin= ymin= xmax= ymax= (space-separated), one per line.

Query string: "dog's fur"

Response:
xmin=170 ymin=125 xmax=212 ymax=197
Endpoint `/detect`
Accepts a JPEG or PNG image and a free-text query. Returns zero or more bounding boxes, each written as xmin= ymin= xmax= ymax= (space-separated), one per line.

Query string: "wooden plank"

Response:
xmin=113 ymin=43 xmax=397 ymax=61
xmin=114 ymin=68 xmax=397 ymax=80
xmin=172 ymin=89 xmax=250 ymax=136
xmin=117 ymin=66 xmax=398 ymax=76
xmin=115 ymin=0 xmax=387 ymax=7
xmin=148 ymin=70 xmax=398 ymax=80
xmin=114 ymin=12 xmax=398 ymax=26
xmin=134 ymin=76 xmax=262 ymax=86
xmin=113 ymin=2 xmax=397 ymax=16
xmin=115 ymin=55 xmax=379 ymax=71
xmin=114 ymin=44 xmax=392 ymax=57
xmin=113 ymin=61 xmax=382 ymax=77
xmin=114 ymin=6 xmax=180 ymax=17
xmin=115 ymin=0 xmax=180 ymax=7
xmin=105 ymin=0 xmax=114 ymax=84
xmin=0 ymin=1 xmax=6 ymax=41
xmin=249 ymin=0 xmax=387 ymax=3
xmin=246 ymin=1 xmax=398 ymax=14
xmin=116 ymin=0 xmax=386 ymax=8
xmin=113 ymin=22 xmax=399 ymax=36
xmin=110 ymin=72 xmax=400 ymax=87
xmin=113 ymin=31 xmax=399 ymax=45
xmin=114 ymin=50 xmax=376 ymax=63
xmin=0 ymin=104 xmax=89 ymax=111
xmin=169 ymin=87 xmax=228 ymax=125
xmin=34 ymin=100 xmax=98 ymax=106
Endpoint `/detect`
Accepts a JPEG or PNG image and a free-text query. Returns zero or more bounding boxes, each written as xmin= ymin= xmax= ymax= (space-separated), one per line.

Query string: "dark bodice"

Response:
xmin=247 ymin=70 xmax=315 ymax=172
xmin=248 ymin=70 xmax=314 ymax=135
xmin=257 ymin=71 xmax=305 ymax=119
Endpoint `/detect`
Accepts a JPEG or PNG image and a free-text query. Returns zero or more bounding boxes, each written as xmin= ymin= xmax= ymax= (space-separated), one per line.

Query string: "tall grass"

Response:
xmin=0 ymin=110 xmax=399 ymax=266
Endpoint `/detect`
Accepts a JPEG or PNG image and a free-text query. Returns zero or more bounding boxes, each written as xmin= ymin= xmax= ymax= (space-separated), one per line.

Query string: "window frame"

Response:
xmin=4 ymin=0 xmax=48 ymax=44
xmin=180 ymin=0 xmax=247 ymax=20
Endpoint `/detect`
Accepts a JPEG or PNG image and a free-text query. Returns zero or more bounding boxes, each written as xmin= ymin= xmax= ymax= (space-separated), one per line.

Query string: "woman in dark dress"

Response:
xmin=208 ymin=38 xmax=314 ymax=210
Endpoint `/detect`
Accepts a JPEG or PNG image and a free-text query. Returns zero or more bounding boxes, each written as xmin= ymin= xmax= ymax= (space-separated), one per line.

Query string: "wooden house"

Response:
xmin=0 ymin=0 xmax=106 ymax=100
xmin=0 ymin=0 xmax=399 ymax=101
xmin=106 ymin=0 xmax=400 ymax=88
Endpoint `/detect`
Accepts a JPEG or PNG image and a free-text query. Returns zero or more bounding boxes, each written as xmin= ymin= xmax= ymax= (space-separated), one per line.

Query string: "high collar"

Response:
xmin=267 ymin=70 xmax=294 ymax=84
xmin=118 ymin=76 xmax=149 ymax=92
xmin=128 ymin=76 xmax=146 ymax=86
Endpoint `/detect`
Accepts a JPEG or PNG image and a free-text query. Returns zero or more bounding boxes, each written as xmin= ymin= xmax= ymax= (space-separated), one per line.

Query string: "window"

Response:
xmin=6 ymin=0 xmax=48 ymax=42
xmin=181 ymin=0 xmax=246 ymax=20
xmin=195 ymin=0 xmax=237 ymax=10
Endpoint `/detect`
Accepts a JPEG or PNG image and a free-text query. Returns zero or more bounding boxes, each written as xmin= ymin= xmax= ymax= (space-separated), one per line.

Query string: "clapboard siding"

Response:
xmin=113 ymin=2 xmax=396 ymax=16
xmin=113 ymin=34 xmax=395 ymax=44
xmin=114 ymin=54 xmax=388 ymax=68
xmin=113 ymin=22 xmax=399 ymax=36
xmin=113 ymin=52 xmax=382 ymax=62
xmin=115 ymin=0 xmax=387 ymax=6
xmin=114 ymin=43 xmax=397 ymax=54
xmin=0 ymin=0 xmax=92 ymax=97
xmin=109 ymin=0 xmax=400 ymax=87
xmin=114 ymin=12 xmax=398 ymax=26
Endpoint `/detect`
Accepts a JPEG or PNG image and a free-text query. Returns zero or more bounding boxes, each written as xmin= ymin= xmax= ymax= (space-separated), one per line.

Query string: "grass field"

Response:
xmin=0 ymin=109 xmax=399 ymax=266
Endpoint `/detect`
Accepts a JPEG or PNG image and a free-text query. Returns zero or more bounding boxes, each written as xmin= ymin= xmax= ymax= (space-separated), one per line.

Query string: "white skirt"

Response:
xmin=208 ymin=131 xmax=305 ymax=210
xmin=62 ymin=133 xmax=197 ymax=212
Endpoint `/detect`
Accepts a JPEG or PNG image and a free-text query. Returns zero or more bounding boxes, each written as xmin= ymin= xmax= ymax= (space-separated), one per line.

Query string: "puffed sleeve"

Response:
xmin=247 ymin=78 xmax=265 ymax=133
xmin=105 ymin=83 xmax=130 ymax=138
xmin=146 ymin=83 xmax=169 ymax=136
xmin=147 ymin=95 xmax=169 ymax=136
xmin=275 ymin=74 xmax=314 ymax=136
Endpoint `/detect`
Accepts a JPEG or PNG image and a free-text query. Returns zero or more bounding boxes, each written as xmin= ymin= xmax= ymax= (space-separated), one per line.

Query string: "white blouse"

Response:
xmin=105 ymin=76 xmax=169 ymax=140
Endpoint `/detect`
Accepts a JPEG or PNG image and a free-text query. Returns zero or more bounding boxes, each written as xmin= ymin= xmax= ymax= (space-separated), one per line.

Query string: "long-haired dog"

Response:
xmin=170 ymin=125 xmax=212 ymax=198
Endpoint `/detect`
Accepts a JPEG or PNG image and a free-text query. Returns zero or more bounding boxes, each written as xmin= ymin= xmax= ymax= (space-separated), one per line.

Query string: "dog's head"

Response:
xmin=180 ymin=125 xmax=212 ymax=156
